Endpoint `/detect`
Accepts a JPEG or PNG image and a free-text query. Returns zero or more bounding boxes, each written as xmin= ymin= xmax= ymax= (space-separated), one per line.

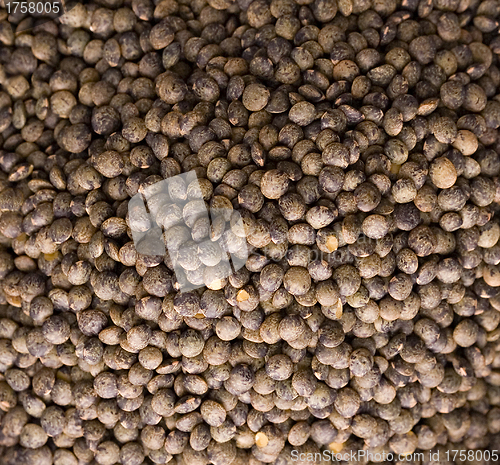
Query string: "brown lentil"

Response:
xmin=0 ymin=1 xmax=498 ymax=462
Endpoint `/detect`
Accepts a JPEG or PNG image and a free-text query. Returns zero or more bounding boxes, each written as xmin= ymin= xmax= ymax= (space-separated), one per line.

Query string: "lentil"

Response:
xmin=0 ymin=0 xmax=499 ymax=462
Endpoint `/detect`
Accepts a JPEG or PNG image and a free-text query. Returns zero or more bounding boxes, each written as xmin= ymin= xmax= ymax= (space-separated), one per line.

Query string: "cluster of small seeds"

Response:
xmin=0 ymin=0 xmax=500 ymax=464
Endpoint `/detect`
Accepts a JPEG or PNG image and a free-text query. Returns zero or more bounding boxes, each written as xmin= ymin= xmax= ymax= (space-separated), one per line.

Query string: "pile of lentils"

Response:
xmin=1 ymin=0 xmax=500 ymax=463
